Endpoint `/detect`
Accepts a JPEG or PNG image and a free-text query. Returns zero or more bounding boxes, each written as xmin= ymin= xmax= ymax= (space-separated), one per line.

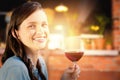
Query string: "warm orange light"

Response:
xmin=55 ymin=25 xmax=63 ymax=31
xmin=55 ymin=4 xmax=68 ymax=12
xmin=90 ymin=25 xmax=99 ymax=31
xmin=48 ymin=34 xmax=64 ymax=49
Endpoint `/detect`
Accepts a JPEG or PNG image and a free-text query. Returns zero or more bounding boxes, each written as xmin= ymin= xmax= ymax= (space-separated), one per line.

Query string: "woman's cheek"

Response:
xmin=30 ymin=30 xmax=35 ymax=35
xmin=46 ymin=28 xmax=49 ymax=35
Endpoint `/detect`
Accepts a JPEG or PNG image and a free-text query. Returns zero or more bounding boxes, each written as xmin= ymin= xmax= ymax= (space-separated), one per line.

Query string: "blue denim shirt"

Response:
xmin=0 ymin=56 xmax=48 ymax=80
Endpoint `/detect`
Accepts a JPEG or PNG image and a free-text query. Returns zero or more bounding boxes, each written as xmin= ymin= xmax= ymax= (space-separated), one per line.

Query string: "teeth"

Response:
xmin=34 ymin=38 xmax=44 ymax=40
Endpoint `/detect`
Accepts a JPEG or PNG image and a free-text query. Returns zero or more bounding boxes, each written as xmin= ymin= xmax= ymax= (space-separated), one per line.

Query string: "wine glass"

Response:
xmin=64 ymin=37 xmax=84 ymax=80
xmin=64 ymin=37 xmax=84 ymax=63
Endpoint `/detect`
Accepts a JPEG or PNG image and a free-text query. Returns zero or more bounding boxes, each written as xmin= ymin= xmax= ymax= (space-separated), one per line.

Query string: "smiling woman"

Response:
xmin=0 ymin=1 xmax=80 ymax=80
xmin=17 ymin=10 xmax=49 ymax=50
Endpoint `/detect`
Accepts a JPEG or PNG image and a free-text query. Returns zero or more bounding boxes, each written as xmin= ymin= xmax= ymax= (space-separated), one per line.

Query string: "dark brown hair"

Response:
xmin=2 ymin=1 xmax=46 ymax=80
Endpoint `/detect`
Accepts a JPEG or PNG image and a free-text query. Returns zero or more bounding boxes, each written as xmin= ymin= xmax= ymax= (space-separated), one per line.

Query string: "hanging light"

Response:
xmin=55 ymin=4 xmax=68 ymax=12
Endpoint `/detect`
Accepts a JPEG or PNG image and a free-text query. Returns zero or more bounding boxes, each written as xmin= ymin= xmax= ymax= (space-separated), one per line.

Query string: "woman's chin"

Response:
xmin=37 ymin=44 xmax=46 ymax=49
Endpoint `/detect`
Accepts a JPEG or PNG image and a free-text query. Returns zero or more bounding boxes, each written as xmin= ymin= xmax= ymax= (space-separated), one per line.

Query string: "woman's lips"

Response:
xmin=34 ymin=37 xmax=46 ymax=43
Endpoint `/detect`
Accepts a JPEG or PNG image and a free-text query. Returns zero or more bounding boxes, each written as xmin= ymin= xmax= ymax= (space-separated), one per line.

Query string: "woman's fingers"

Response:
xmin=67 ymin=64 xmax=80 ymax=73
xmin=61 ymin=65 xmax=80 ymax=80
xmin=72 ymin=64 xmax=80 ymax=78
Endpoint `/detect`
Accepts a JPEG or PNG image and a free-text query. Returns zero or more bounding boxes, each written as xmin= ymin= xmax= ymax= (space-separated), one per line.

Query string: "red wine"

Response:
xmin=65 ymin=51 xmax=84 ymax=62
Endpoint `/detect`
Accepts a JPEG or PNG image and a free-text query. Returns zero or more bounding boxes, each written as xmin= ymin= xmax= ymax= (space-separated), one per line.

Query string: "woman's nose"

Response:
xmin=36 ymin=26 xmax=44 ymax=34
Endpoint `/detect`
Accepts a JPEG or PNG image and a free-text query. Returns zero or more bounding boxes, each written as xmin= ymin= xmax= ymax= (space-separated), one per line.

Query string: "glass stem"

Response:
xmin=73 ymin=61 xmax=77 ymax=67
xmin=73 ymin=61 xmax=77 ymax=80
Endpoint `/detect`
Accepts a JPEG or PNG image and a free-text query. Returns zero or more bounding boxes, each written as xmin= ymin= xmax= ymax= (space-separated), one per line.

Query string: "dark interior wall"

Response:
xmin=0 ymin=0 xmax=27 ymax=11
xmin=0 ymin=15 xmax=6 ymax=42
xmin=0 ymin=0 xmax=27 ymax=42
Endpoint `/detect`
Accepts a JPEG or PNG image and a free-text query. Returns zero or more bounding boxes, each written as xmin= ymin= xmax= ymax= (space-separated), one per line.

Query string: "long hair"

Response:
xmin=2 ymin=1 xmax=46 ymax=80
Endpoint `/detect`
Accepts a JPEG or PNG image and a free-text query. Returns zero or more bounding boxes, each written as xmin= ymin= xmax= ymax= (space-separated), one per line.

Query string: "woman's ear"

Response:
xmin=12 ymin=30 xmax=19 ymax=39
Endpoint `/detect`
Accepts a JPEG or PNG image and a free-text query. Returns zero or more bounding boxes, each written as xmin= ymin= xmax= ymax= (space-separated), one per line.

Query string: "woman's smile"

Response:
xmin=33 ymin=36 xmax=46 ymax=43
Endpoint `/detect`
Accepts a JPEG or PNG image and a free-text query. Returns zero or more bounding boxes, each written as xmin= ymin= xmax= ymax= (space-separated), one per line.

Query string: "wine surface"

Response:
xmin=65 ymin=51 xmax=84 ymax=62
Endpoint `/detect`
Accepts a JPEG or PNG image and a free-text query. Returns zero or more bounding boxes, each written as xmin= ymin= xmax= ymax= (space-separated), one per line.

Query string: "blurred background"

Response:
xmin=0 ymin=0 xmax=120 ymax=80
xmin=0 ymin=0 xmax=114 ymax=50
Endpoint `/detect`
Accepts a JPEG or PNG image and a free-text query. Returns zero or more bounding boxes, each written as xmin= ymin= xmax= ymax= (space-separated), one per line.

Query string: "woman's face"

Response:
xmin=16 ymin=10 xmax=49 ymax=51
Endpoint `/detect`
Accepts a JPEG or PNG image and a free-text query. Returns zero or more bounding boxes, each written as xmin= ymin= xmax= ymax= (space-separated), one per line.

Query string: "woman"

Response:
xmin=0 ymin=1 xmax=80 ymax=80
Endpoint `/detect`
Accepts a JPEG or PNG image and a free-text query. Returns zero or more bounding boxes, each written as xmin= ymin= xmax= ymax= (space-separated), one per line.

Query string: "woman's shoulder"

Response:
xmin=1 ymin=56 xmax=27 ymax=71
xmin=0 ymin=56 xmax=30 ymax=80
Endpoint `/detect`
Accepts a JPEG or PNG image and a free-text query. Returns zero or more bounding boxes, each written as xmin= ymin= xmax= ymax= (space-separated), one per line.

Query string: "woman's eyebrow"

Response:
xmin=28 ymin=22 xmax=37 ymax=24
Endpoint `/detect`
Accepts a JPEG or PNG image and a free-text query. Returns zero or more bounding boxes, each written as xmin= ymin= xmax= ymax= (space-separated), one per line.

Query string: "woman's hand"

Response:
xmin=61 ymin=64 xmax=80 ymax=80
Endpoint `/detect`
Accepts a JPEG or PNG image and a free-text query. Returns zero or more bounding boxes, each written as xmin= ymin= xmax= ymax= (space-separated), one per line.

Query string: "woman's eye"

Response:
xmin=42 ymin=23 xmax=48 ymax=28
xmin=29 ymin=25 xmax=36 ymax=29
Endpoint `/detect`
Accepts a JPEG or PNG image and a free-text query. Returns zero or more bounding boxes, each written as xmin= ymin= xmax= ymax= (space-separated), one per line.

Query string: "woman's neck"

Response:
xmin=26 ymin=49 xmax=41 ymax=67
